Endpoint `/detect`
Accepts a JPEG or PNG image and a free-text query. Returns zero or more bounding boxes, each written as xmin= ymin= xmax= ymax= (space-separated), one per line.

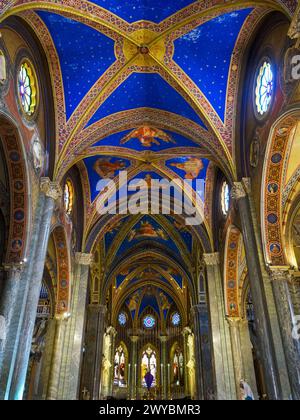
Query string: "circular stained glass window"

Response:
xmin=221 ymin=181 xmax=230 ymax=216
xmin=118 ymin=312 xmax=127 ymax=326
xmin=18 ymin=61 xmax=38 ymax=116
xmin=143 ymin=315 xmax=156 ymax=329
xmin=255 ymin=61 xmax=273 ymax=117
xmin=64 ymin=179 xmax=74 ymax=215
xmin=171 ymin=312 xmax=181 ymax=326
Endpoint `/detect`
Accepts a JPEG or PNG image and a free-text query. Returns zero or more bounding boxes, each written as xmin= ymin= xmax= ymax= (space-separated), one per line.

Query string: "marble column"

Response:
xmin=203 ymin=253 xmax=236 ymax=400
xmin=0 ymin=264 xmax=23 ymax=354
xmin=0 ymin=189 xmax=46 ymax=400
xmin=239 ymin=319 xmax=258 ymax=399
xmin=59 ymin=253 xmax=93 ymax=400
xmin=80 ymin=304 xmax=107 ymax=400
xmin=101 ymin=326 xmax=117 ymax=399
xmin=8 ymin=178 xmax=62 ymax=400
xmin=160 ymin=335 xmax=168 ymax=400
xmin=227 ymin=318 xmax=243 ymax=397
xmin=231 ymin=182 xmax=282 ymax=400
xmin=182 ymin=328 xmax=190 ymax=397
xmin=46 ymin=316 xmax=68 ymax=400
xmin=129 ymin=335 xmax=139 ymax=400
xmin=226 ymin=317 xmax=257 ymax=399
xmin=191 ymin=305 xmax=204 ymax=400
xmin=270 ymin=268 xmax=300 ymax=400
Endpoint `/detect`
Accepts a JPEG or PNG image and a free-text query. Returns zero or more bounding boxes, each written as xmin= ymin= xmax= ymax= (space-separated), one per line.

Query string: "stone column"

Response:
xmin=129 ymin=335 xmax=139 ymax=400
xmin=203 ymin=253 xmax=236 ymax=400
xmin=239 ymin=319 xmax=258 ymax=399
xmin=59 ymin=253 xmax=93 ymax=400
xmin=182 ymin=328 xmax=190 ymax=397
xmin=159 ymin=335 xmax=168 ymax=400
xmin=191 ymin=305 xmax=204 ymax=400
xmin=227 ymin=317 xmax=258 ymax=399
xmin=270 ymin=268 xmax=300 ymax=399
xmin=227 ymin=318 xmax=243 ymax=397
xmin=0 ymin=264 xmax=23 ymax=354
xmin=46 ymin=315 xmax=68 ymax=400
xmin=80 ymin=304 xmax=107 ymax=400
xmin=0 ymin=188 xmax=46 ymax=400
xmin=101 ymin=326 xmax=117 ymax=399
xmin=231 ymin=181 xmax=283 ymax=400
xmin=8 ymin=178 xmax=62 ymax=400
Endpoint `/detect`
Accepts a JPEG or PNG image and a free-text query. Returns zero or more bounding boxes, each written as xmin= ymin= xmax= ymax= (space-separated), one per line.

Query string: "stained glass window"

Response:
xmin=141 ymin=347 xmax=157 ymax=388
xmin=114 ymin=345 xmax=127 ymax=387
xmin=171 ymin=312 xmax=181 ymax=326
xmin=118 ymin=312 xmax=127 ymax=326
xmin=221 ymin=181 xmax=230 ymax=216
xmin=143 ymin=315 xmax=156 ymax=329
xmin=255 ymin=61 xmax=273 ymax=116
xmin=18 ymin=62 xmax=37 ymax=116
xmin=64 ymin=179 xmax=74 ymax=215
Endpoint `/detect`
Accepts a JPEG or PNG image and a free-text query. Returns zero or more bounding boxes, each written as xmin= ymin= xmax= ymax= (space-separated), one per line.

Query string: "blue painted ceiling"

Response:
xmin=89 ymin=0 xmax=198 ymax=23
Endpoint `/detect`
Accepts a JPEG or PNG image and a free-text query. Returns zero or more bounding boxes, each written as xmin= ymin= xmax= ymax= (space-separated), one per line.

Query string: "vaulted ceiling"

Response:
xmin=1 ymin=0 xmax=297 ymax=305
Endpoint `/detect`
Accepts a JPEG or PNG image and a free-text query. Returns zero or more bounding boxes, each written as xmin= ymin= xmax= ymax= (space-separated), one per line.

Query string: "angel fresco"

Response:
xmin=120 ymin=126 xmax=176 ymax=148
xmin=170 ymin=157 xmax=204 ymax=179
xmin=128 ymin=221 xmax=167 ymax=241
xmin=93 ymin=158 xmax=126 ymax=179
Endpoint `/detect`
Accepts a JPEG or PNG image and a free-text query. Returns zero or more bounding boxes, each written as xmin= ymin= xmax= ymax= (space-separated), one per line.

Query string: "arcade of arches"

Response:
xmin=0 ymin=0 xmax=300 ymax=401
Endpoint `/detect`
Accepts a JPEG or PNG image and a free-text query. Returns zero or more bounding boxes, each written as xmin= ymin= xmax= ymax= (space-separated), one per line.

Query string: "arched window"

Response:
xmin=141 ymin=346 xmax=157 ymax=388
xmin=171 ymin=312 xmax=181 ymax=326
xmin=255 ymin=61 xmax=274 ymax=117
xmin=18 ymin=61 xmax=38 ymax=116
xmin=172 ymin=348 xmax=184 ymax=386
xmin=221 ymin=181 xmax=230 ymax=216
xmin=118 ymin=312 xmax=127 ymax=326
xmin=113 ymin=345 xmax=127 ymax=387
xmin=64 ymin=179 xmax=74 ymax=215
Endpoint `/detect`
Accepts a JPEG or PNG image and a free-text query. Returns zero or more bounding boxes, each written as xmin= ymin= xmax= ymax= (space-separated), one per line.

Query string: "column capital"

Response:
xmin=129 ymin=335 xmax=139 ymax=343
xmin=269 ymin=266 xmax=291 ymax=282
xmin=288 ymin=3 xmax=300 ymax=41
xmin=75 ymin=252 xmax=94 ymax=266
xmin=231 ymin=182 xmax=247 ymax=201
xmin=242 ymin=178 xmax=251 ymax=195
xmin=226 ymin=316 xmax=242 ymax=327
xmin=88 ymin=303 xmax=107 ymax=315
xmin=40 ymin=177 xmax=62 ymax=201
xmin=159 ymin=335 xmax=168 ymax=343
xmin=203 ymin=252 xmax=220 ymax=266
xmin=2 ymin=263 xmax=24 ymax=279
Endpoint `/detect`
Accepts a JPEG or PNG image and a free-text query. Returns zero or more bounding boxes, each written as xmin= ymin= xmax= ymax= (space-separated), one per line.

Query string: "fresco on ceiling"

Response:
xmin=38 ymin=11 xmax=115 ymax=120
xmin=92 ymin=129 xmax=200 ymax=151
xmin=121 ymin=126 xmax=176 ymax=148
xmin=126 ymin=288 xmax=143 ymax=320
xmin=89 ymin=0 xmax=197 ymax=23
xmin=160 ymin=264 xmax=183 ymax=289
xmin=116 ymin=216 xmax=180 ymax=256
xmin=174 ymin=9 xmax=252 ymax=121
xmin=86 ymin=73 xmax=207 ymax=128
xmin=84 ymin=155 xmax=131 ymax=202
xmin=104 ymin=216 xmax=130 ymax=253
xmin=138 ymin=292 xmax=160 ymax=317
xmin=165 ymin=215 xmax=193 ymax=253
xmin=166 ymin=157 xmax=209 ymax=201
